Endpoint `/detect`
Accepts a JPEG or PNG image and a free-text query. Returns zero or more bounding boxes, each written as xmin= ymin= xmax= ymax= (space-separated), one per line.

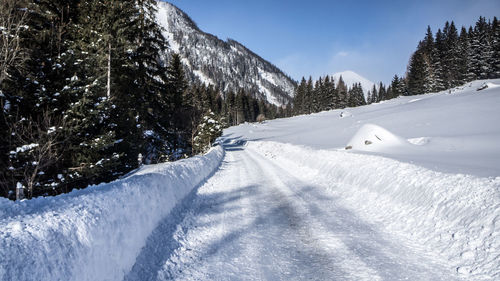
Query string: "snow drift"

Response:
xmin=0 ymin=146 xmax=224 ymax=281
xmin=249 ymin=141 xmax=500 ymax=280
xmin=345 ymin=123 xmax=412 ymax=151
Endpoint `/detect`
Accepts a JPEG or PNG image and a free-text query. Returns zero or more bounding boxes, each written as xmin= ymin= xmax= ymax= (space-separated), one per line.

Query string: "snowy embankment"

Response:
xmin=249 ymin=141 xmax=499 ymax=280
xmin=0 ymin=147 xmax=224 ymax=281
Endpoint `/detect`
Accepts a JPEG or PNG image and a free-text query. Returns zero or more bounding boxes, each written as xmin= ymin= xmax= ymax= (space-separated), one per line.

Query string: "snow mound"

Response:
xmin=485 ymin=82 xmax=500 ymax=89
xmin=339 ymin=111 xmax=353 ymax=118
xmin=345 ymin=124 xmax=410 ymax=151
xmin=477 ymin=82 xmax=500 ymax=91
xmin=0 ymin=146 xmax=225 ymax=281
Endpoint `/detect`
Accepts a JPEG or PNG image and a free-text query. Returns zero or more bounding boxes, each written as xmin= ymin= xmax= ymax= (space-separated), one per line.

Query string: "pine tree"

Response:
xmin=466 ymin=26 xmax=479 ymax=81
xmin=377 ymin=82 xmax=387 ymax=101
xmin=305 ymin=77 xmax=313 ymax=114
xmin=444 ymin=21 xmax=461 ymax=87
xmin=432 ymin=29 xmax=446 ymax=91
xmin=390 ymin=75 xmax=404 ymax=98
xmin=322 ymin=76 xmax=335 ymax=110
xmin=407 ymin=42 xmax=433 ymax=95
xmin=192 ymin=111 xmax=222 ymax=154
xmin=491 ymin=17 xmax=500 ymax=78
xmin=369 ymin=84 xmax=378 ymax=103
xmin=348 ymin=83 xmax=365 ymax=106
xmin=470 ymin=17 xmax=493 ymax=79
xmin=458 ymin=26 xmax=472 ymax=83
xmin=336 ymin=76 xmax=348 ymax=108
xmin=293 ymin=78 xmax=306 ymax=115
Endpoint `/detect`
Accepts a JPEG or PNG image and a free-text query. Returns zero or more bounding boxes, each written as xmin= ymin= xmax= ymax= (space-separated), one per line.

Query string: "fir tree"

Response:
xmin=470 ymin=17 xmax=493 ymax=79
xmin=192 ymin=111 xmax=222 ymax=154
xmin=491 ymin=17 xmax=500 ymax=78
xmin=444 ymin=21 xmax=461 ymax=87
xmin=336 ymin=76 xmax=348 ymax=108
xmin=432 ymin=29 xmax=446 ymax=91
xmin=458 ymin=26 xmax=472 ymax=83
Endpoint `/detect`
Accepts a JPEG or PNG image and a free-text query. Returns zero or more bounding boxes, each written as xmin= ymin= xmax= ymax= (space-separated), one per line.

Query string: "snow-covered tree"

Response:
xmin=192 ymin=111 xmax=222 ymax=154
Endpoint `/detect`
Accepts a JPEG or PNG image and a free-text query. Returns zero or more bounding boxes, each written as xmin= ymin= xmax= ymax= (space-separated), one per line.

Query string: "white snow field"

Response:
xmin=0 ymin=79 xmax=499 ymax=281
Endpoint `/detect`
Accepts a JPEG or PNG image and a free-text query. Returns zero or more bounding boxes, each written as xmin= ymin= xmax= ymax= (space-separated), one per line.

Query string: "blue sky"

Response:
xmin=164 ymin=0 xmax=499 ymax=84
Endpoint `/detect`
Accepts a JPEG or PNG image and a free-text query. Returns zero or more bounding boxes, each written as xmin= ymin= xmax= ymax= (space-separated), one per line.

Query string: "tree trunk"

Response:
xmin=107 ymin=42 xmax=111 ymax=98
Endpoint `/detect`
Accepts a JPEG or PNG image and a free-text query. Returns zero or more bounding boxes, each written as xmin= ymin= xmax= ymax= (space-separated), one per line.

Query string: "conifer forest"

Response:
xmin=0 ymin=0 xmax=287 ymax=199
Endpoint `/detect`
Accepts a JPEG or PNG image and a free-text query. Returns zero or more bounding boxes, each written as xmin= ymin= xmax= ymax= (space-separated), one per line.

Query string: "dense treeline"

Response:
xmin=406 ymin=16 xmax=500 ymax=95
xmin=0 ymin=0 xmax=281 ymax=200
xmin=293 ymin=16 xmax=500 ymax=116
xmin=292 ymin=76 xmax=365 ymax=115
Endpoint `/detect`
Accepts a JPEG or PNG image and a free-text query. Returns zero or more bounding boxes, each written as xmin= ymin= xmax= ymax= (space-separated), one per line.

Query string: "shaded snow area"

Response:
xmin=0 ymin=147 xmax=224 ymax=281
xmin=0 ymin=80 xmax=499 ymax=281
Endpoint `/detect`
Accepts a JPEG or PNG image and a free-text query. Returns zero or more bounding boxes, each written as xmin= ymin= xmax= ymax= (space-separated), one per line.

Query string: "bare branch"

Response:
xmin=0 ymin=0 xmax=29 ymax=84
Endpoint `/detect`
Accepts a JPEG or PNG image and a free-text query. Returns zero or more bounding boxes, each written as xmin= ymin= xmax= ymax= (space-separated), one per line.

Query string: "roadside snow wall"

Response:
xmin=250 ymin=141 xmax=499 ymax=280
xmin=0 ymin=146 xmax=224 ymax=281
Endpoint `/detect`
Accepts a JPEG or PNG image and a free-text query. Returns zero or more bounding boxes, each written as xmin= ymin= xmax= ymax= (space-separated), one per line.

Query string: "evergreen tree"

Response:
xmin=458 ymin=26 xmax=472 ymax=83
xmin=444 ymin=21 xmax=461 ymax=87
xmin=432 ymin=29 xmax=446 ymax=91
xmin=390 ymin=75 xmax=404 ymax=98
xmin=192 ymin=111 xmax=222 ymax=154
xmin=293 ymin=78 xmax=306 ymax=115
xmin=491 ymin=17 xmax=500 ymax=78
xmin=348 ymin=83 xmax=365 ymax=107
xmin=470 ymin=17 xmax=493 ymax=79
xmin=336 ymin=76 xmax=348 ymax=108
xmin=407 ymin=42 xmax=433 ymax=95
xmin=305 ymin=77 xmax=313 ymax=114
xmin=322 ymin=76 xmax=335 ymax=110
xmin=377 ymin=82 xmax=387 ymax=101
xmin=369 ymin=84 xmax=378 ymax=103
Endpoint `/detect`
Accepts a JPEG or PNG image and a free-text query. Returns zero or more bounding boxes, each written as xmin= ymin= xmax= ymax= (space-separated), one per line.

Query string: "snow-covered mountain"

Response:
xmin=331 ymin=70 xmax=375 ymax=99
xmin=155 ymin=2 xmax=296 ymax=106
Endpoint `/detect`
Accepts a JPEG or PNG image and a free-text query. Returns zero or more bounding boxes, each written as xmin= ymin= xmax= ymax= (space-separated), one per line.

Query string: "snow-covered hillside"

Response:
xmin=0 ymin=80 xmax=498 ymax=280
xmin=230 ymin=79 xmax=500 ymax=177
xmin=332 ymin=70 xmax=375 ymax=100
xmin=156 ymin=2 xmax=296 ymax=106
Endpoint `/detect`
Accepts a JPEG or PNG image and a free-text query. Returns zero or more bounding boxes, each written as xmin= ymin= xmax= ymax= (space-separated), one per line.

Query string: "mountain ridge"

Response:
xmin=156 ymin=1 xmax=297 ymax=106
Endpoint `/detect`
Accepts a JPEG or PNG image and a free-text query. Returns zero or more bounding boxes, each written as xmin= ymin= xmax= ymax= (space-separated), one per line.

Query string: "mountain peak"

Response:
xmin=156 ymin=1 xmax=296 ymax=106
xmin=331 ymin=71 xmax=375 ymax=99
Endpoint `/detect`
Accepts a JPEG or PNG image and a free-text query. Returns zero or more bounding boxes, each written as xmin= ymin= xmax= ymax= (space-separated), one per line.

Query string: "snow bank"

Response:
xmin=0 ymin=146 xmax=224 ymax=281
xmin=249 ymin=141 xmax=500 ymax=280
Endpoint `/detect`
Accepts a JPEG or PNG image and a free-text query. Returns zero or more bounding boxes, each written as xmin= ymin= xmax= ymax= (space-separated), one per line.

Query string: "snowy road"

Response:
xmin=125 ymin=140 xmax=459 ymax=281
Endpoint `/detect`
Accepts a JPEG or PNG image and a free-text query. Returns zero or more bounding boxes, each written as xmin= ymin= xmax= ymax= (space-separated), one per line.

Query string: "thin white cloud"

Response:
xmin=336 ymin=51 xmax=349 ymax=57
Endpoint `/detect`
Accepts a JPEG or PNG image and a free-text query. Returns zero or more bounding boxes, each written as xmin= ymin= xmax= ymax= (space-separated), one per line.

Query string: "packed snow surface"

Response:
xmin=0 ymin=79 xmax=499 ymax=280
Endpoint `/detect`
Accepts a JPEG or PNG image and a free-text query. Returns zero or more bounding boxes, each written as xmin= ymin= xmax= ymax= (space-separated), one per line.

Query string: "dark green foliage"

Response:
xmin=406 ymin=16 xmax=500 ymax=97
xmin=348 ymin=83 xmax=366 ymax=107
xmin=292 ymin=74 xmax=368 ymax=114
xmin=0 ymin=0 xmax=184 ymax=199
